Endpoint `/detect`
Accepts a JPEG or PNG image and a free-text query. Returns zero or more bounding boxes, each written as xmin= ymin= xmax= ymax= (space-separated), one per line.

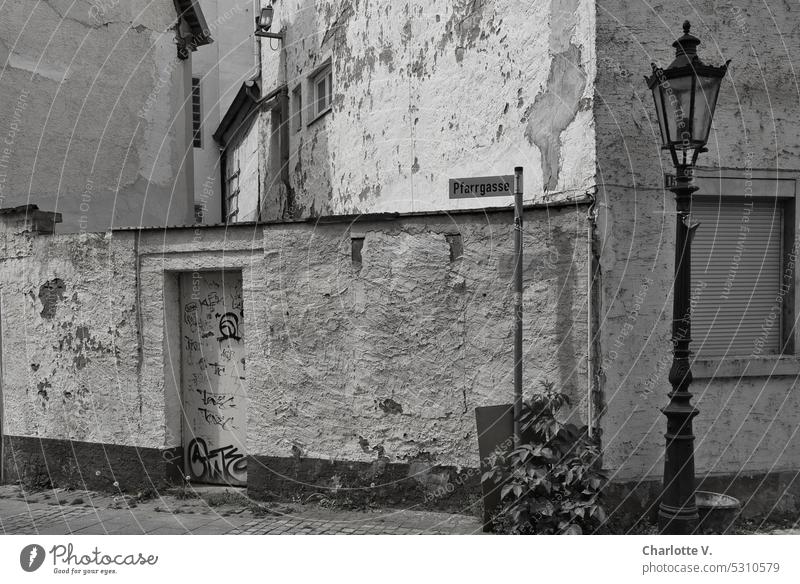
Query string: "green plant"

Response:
xmin=483 ymin=382 xmax=607 ymax=534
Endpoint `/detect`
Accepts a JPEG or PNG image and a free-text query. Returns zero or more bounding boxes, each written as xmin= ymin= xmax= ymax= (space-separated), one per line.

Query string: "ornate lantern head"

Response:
xmin=645 ymin=21 xmax=730 ymax=168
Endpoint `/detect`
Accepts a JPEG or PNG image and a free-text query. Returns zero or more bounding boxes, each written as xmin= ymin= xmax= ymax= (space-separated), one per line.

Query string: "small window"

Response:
xmin=292 ymin=85 xmax=302 ymax=132
xmin=309 ymin=63 xmax=333 ymax=122
xmin=191 ymin=77 xmax=202 ymax=148
xmin=351 ymin=237 xmax=364 ymax=266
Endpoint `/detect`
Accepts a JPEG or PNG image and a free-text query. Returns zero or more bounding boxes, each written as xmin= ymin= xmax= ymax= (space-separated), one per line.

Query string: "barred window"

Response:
xmin=192 ymin=77 xmax=202 ymax=148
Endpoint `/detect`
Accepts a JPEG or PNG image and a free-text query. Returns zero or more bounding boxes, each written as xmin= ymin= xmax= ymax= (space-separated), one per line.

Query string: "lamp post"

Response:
xmin=644 ymin=21 xmax=729 ymax=535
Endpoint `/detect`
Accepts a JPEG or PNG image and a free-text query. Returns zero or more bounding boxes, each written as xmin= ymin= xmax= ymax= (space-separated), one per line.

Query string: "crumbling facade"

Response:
xmin=2 ymin=0 xmax=800 ymax=522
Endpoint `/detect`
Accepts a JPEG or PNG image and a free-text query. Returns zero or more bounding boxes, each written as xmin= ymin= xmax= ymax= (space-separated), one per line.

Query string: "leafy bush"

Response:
xmin=483 ymin=382 xmax=606 ymax=534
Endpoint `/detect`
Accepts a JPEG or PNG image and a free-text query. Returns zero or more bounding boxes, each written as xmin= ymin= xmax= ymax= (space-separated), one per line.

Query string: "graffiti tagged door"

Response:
xmin=180 ymin=271 xmax=247 ymax=486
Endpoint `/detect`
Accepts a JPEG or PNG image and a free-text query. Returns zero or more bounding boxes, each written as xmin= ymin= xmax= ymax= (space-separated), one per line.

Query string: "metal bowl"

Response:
xmin=695 ymin=491 xmax=740 ymax=534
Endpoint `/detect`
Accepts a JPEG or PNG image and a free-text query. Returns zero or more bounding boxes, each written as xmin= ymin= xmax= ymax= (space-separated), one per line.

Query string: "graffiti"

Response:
xmin=184 ymin=302 xmax=199 ymax=328
xmin=187 ymin=438 xmax=246 ymax=482
xmin=188 ymin=373 xmax=204 ymax=388
xmin=218 ymin=312 xmax=241 ymax=342
xmin=185 ymin=336 xmax=199 ymax=351
xmin=200 ymin=391 xmax=236 ymax=409
xmin=221 ymin=347 xmax=233 ymax=360
xmin=208 ymin=362 xmax=225 ymax=375
xmin=230 ymin=293 xmax=243 ymax=313
xmin=198 ymin=408 xmax=236 ymax=429
xmin=200 ymin=292 xmax=220 ymax=308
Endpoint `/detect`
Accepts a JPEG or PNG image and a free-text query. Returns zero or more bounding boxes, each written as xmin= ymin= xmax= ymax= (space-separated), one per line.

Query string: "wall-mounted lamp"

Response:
xmin=255 ymin=4 xmax=283 ymax=41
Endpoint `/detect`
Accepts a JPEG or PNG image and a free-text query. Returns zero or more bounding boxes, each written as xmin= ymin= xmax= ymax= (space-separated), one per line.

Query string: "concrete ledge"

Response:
xmin=246 ymin=454 xmax=482 ymax=512
xmin=1 ymin=435 xmax=182 ymax=493
xmin=604 ymin=471 xmax=800 ymax=529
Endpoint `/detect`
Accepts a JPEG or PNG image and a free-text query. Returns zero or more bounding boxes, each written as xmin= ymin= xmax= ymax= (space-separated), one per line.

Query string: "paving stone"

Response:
xmin=0 ymin=486 xmax=483 ymax=535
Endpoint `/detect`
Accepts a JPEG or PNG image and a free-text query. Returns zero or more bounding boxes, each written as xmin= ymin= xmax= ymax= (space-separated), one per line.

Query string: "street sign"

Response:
xmin=449 ymin=176 xmax=513 ymax=199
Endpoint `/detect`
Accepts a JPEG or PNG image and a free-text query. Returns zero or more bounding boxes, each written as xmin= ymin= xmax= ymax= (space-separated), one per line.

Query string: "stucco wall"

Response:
xmin=0 ymin=228 xmax=144 ymax=446
xmin=0 ymin=0 xmax=193 ymax=232
xmin=251 ymin=206 xmax=591 ymax=467
xmin=258 ymin=0 xmax=596 ymax=219
xmin=594 ymin=1 xmax=800 ymax=482
xmin=0 ymin=203 xmax=590 ymax=478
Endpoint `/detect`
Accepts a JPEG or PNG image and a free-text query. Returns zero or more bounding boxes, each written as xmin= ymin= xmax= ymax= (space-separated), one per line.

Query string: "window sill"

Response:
xmin=307 ymin=106 xmax=332 ymax=127
xmin=693 ymin=356 xmax=800 ymax=379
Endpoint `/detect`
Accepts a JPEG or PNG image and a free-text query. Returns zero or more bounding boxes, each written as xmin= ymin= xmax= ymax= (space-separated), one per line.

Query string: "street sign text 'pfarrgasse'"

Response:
xmin=449 ymin=176 xmax=514 ymax=199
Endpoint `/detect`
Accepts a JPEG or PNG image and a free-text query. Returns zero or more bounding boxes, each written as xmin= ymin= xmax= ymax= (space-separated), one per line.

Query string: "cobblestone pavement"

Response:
xmin=0 ymin=485 xmax=483 ymax=535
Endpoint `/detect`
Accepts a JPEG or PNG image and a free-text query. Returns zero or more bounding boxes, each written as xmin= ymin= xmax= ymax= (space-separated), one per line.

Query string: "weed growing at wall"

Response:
xmin=482 ymin=382 xmax=606 ymax=534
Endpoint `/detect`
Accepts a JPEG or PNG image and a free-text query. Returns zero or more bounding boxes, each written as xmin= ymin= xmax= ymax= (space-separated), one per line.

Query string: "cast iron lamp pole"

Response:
xmin=645 ymin=21 xmax=729 ymax=535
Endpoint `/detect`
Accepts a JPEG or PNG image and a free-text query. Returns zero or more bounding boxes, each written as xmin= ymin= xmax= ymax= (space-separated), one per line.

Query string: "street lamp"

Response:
xmin=255 ymin=4 xmax=283 ymax=41
xmin=644 ymin=21 xmax=729 ymax=535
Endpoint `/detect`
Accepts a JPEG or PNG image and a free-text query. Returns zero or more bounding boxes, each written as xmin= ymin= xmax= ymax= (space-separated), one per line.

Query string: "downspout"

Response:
xmin=279 ymin=86 xmax=290 ymax=206
xmin=254 ymin=1 xmax=263 ymax=220
xmin=586 ymin=191 xmax=599 ymax=437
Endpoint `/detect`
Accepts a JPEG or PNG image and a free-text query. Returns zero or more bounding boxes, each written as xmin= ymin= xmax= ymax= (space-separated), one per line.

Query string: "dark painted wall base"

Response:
xmin=1 ymin=435 xmax=183 ymax=493
xmin=1 ymin=435 xmax=482 ymax=513
xmin=605 ymin=471 xmax=800 ymax=529
xmin=5 ymin=433 xmax=797 ymax=527
xmin=246 ymin=454 xmax=482 ymax=513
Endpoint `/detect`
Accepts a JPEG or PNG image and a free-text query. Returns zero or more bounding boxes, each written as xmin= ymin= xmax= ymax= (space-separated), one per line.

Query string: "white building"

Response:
xmin=190 ymin=0 xmax=259 ymax=224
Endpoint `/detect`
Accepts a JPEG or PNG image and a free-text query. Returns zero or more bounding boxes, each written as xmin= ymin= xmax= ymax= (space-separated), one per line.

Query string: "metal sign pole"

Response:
xmin=513 ymin=167 xmax=523 ymax=446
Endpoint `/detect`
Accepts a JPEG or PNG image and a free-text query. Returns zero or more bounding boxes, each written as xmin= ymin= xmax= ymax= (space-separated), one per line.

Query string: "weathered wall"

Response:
xmin=258 ymin=0 xmax=596 ymax=219
xmin=594 ymin=1 xmax=800 ymax=484
xmin=0 ymin=0 xmax=193 ymax=232
xmin=0 ymin=202 xmax=590 ymax=495
xmin=250 ymin=206 xmax=591 ymax=469
xmin=0 ymin=226 xmax=143 ymax=446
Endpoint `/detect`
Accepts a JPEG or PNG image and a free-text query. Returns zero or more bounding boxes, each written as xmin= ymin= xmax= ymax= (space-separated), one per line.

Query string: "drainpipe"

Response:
xmin=513 ymin=167 xmax=523 ymax=446
xmin=586 ymin=192 xmax=598 ymax=437
xmin=253 ymin=0 xmax=262 ymax=77
xmin=279 ymin=86 xmax=290 ymax=197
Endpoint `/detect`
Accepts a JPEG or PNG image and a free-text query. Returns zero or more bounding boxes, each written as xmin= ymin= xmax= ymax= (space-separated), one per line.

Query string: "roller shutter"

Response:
xmin=690 ymin=197 xmax=783 ymax=358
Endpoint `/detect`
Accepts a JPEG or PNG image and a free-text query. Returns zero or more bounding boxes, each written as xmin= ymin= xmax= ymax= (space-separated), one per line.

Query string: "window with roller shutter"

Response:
xmin=690 ymin=176 xmax=796 ymax=361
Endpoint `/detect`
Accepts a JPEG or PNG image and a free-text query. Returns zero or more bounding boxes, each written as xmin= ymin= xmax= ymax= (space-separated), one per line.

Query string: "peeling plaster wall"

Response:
xmin=0 ymin=203 xmax=589 ymax=476
xmin=258 ymin=0 xmax=596 ymax=219
xmin=0 ymin=230 xmax=144 ymax=447
xmin=251 ymin=207 xmax=590 ymax=468
xmin=0 ymin=0 xmax=193 ymax=232
xmin=594 ymin=1 xmax=800 ymax=482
